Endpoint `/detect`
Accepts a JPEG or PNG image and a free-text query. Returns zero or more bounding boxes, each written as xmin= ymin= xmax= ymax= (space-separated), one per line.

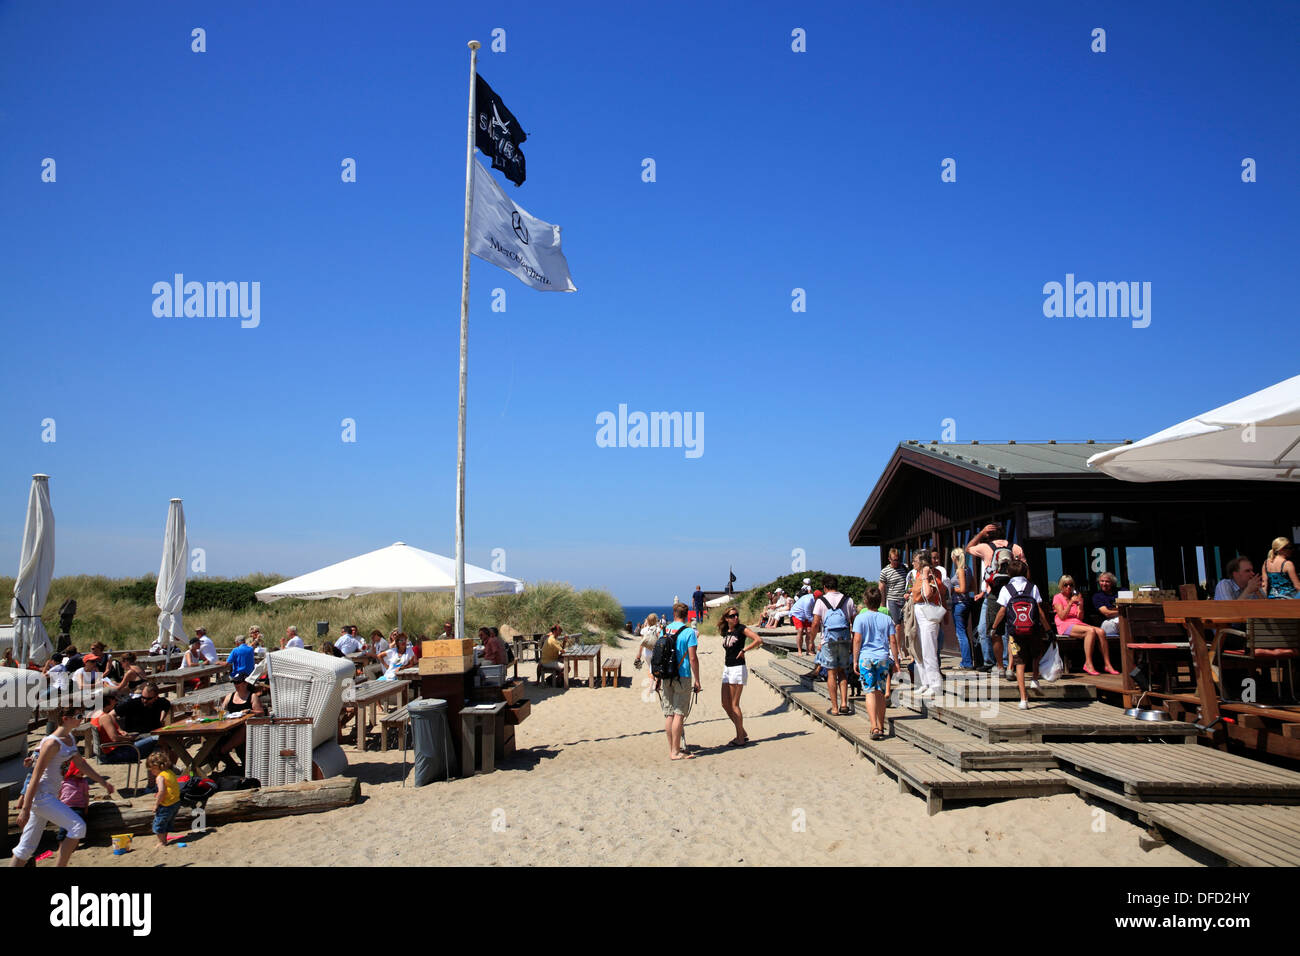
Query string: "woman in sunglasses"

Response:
xmin=718 ymin=608 xmax=763 ymax=746
xmin=11 ymin=707 xmax=115 ymax=867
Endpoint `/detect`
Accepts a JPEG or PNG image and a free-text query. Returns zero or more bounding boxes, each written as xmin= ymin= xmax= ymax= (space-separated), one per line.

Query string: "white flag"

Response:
xmin=470 ymin=158 xmax=576 ymax=292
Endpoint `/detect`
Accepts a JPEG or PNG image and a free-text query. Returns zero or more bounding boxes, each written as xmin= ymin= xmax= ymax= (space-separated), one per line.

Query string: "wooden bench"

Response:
xmin=379 ymin=704 xmax=410 ymax=753
xmin=601 ymin=658 xmax=622 ymax=687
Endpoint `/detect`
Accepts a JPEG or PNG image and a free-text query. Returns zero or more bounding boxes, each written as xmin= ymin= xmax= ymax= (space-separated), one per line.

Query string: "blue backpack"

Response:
xmin=818 ymin=594 xmax=852 ymax=642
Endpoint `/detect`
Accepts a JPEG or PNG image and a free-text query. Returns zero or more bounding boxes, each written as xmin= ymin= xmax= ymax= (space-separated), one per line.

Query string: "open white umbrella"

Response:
xmin=156 ymin=498 xmax=189 ymax=667
xmin=11 ymin=474 xmax=55 ymax=668
xmin=1088 ymin=374 xmax=1300 ymax=482
xmin=253 ymin=541 xmax=524 ymax=630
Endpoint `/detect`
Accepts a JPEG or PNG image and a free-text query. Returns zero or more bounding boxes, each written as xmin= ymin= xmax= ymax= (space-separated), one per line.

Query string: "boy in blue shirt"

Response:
xmin=852 ymin=586 xmax=900 ymax=740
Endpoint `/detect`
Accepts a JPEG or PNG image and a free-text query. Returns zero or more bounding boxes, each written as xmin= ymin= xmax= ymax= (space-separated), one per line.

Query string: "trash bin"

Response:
xmin=408 ymin=698 xmax=454 ymax=786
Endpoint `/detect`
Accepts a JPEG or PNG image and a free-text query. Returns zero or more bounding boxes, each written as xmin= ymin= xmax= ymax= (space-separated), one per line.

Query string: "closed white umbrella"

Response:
xmin=253 ymin=541 xmax=524 ymax=630
xmin=156 ymin=498 xmax=189 ymax=667
xmin=11 ymin=474 xmax=55 ymax=668
xmin=1088 ymin=374 xmax=1300 ymax=482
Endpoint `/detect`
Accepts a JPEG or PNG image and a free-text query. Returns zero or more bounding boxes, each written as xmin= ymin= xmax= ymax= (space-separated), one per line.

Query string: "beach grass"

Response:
xmin=0 ymin=574 xmax=625 ymax=651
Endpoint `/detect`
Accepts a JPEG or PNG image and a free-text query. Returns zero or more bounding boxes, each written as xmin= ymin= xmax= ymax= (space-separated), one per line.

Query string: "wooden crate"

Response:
xmin=419 ymin=654 xmax=475 ymax=675
xmin=423 ymin=639 xmax=475 ymax=658
xmin=505 ymin=699 xmax=531 ymax=724
xmin=477 ymin=680 xmax=527 ymax=706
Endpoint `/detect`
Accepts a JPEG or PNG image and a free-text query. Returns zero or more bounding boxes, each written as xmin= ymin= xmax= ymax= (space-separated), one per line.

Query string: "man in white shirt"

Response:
xmin=336 ymin=627 xmax=362 ymax=657
xmin=811 ymin=576 xmax=857 ymax=717
xmin=282 ymin=626 xmax=305 ymax=650
xmin=790 ymin=589 xmax=817 ymax=654
xmin=194 ymin=627 xmax=218 ymax=664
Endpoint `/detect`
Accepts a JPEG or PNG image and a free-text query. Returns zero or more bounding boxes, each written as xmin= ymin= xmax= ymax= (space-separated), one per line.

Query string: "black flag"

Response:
xmin=475 ymin=74 xmax=527 ymax=186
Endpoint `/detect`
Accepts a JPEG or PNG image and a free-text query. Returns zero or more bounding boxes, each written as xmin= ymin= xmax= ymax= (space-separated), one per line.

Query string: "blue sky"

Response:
xmin=1 ymin=0 xmax=1296 ymax=603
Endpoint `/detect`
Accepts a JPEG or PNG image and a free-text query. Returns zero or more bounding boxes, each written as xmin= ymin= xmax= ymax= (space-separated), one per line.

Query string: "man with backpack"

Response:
xmin=967 ymin=524 xmax=1026 ymax=675
xmin=811 ymin=575 xmax=857 ymax=717
xmin=991 ymin=559 xmax=1054 ymax=710
xmin=653 ymin=602 xmax=701 ymax=760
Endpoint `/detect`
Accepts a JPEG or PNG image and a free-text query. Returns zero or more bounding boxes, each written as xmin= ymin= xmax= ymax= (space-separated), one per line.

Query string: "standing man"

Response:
xmin=790 ymin=587 xmax=818 ymax=655
xmin=878 ymin=549 xmax=909 ymax=650
xmin=811 ymin=575 xmax=857 ymax=717
xmin=194 ymin=627 xmax=218 ymax=664
xmin=655 ymin=602 xmax=701 ymax=760
xmin=692 ymin=585 xmax=706 ymax=625
xmin=966 ymin=524 xmax=1026 ymax=674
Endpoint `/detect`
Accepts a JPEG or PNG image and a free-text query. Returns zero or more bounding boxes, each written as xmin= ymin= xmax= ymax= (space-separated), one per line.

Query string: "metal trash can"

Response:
xmin=407 ymin=698 xmax=454 ymax=786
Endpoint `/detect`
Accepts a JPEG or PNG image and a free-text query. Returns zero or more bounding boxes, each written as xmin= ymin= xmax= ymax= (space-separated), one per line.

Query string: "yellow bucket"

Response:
xmin=111 ymin=833 xmax=132 ymax=853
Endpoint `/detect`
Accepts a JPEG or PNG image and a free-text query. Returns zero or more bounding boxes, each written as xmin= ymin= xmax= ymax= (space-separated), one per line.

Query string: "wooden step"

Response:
xmin=755 ymin=666 xmax=1074 ymax=815
xmin=926 ymin=699 xmax=1198 ymax=743
xmin=1049 ymin=741 xmax=1300 ymax=804
xmin=891 ymin=714 xmax=1059 ymax=771
xmin=940 ymin=671 xmax=1097 ymax=702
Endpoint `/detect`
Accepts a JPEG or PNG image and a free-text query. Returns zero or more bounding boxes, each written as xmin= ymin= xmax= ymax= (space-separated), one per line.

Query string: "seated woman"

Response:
xmin=1054 ymin=575 xmax=1118 ymax=676
xmin=117 ymin=652 xmax=147 ymax=694
xmin=73 ymin=655 xmax=115 ymax=693
xmin=479 ymin=627 xmax=509 ymax=666
xmin=381 ymin=633 xmax=414 ymax=680
xmin=1264 ymin=537 xmax=1300 ymax=599
xmin=214 ymin=675 xmax=266 ymax=769
xmin=90 ymin=692 xmax=162 ymax=762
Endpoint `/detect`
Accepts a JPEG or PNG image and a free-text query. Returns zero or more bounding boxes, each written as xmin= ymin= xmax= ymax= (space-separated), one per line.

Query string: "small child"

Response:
xmin=146 ymin=751 xmax=181 ymax=847
xmin=55 ymin=762 xmax=91 ymax=844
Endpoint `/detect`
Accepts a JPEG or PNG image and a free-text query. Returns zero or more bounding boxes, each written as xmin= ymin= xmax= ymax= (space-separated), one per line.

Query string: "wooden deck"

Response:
xmin=1050 ymin=741 xmax=1300 ymax=804
xmin=892 ymin=714 xmax=1058 ymax=771
xmin=756 ymin=665 xmax=1075 ymax=816
xmin=926 ymin=699 xmax=1197 ymax=744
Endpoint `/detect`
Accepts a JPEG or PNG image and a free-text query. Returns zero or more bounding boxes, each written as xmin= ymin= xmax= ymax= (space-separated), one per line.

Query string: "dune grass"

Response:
xmin=0 ymin=574 xmax=626 ymax=651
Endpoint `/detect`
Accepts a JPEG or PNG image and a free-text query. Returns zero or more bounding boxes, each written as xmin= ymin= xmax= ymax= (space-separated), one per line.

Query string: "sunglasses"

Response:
xmin=726 ymin=612 xmax=739 ymax=618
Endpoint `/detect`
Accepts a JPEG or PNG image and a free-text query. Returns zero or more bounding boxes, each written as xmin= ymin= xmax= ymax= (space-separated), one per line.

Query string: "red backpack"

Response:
xmin=1004 ymin=582 xmax=1040 ymax=639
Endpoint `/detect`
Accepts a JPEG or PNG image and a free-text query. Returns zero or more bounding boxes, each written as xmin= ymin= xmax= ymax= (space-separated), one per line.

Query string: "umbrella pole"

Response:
xmin=398 ymin=591 xmax=403 ymax=631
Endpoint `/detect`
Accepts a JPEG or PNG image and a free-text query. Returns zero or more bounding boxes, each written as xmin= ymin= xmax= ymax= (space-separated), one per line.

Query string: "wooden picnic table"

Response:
xmin=172 ymin=683 xmax=237 ymax=716
xmin=153 ymin=661 xmax=229 ymax=697
xmin=345 ymin=679 xmax=410 ymax=751
xmin=512 ymin=639 xmax=540 ymax=680
xmin=154 ymin=712 xmax=250 ymax=776
xmin=562 ymin=644 xmax=603 ymax=688
xmin=133 ymin=654 xmax=173 ymax=671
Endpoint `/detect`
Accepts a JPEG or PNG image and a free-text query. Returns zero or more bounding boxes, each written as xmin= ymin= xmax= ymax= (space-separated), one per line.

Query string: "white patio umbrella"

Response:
xmin=155 ymin=498 xmax=189 ymax=667
xmin=11 ymin=474 xmax=55 ymax=667
xmin=1088 ymin=374 xmax=1300 ymax=482
xmin=253 ymin=541 xmax=524 ymax=630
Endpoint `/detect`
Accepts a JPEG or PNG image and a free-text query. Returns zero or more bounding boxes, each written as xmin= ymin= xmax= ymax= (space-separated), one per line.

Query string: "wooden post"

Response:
xmin=1118 ymin=603 xmax=1137 ymax=709
xmin=1185 ymin=617 xmax=1224 ymax=747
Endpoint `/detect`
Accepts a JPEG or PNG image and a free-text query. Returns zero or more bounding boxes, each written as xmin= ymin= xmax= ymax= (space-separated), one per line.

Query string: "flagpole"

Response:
xmin=455 ymin=40 xmax=479 ymax=645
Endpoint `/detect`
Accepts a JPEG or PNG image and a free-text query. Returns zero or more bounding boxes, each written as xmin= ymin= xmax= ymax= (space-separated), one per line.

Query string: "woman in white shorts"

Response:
xmin=718 ymin=609 xmax=763 ymax=746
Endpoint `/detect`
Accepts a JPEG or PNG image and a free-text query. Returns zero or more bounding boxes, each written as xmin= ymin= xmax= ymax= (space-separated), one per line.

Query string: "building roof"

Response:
xmin=848 ymin=440 xmax=1131 ymax=545
xmin=900 ymin=440 xmax=1127 ymax=477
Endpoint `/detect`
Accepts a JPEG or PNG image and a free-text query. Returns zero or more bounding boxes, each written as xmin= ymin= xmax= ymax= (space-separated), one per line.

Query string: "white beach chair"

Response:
xmin=264 ymin=649 xmax=354 ymax=778
xmin=0 ymin=666 xmax=44 ymax=763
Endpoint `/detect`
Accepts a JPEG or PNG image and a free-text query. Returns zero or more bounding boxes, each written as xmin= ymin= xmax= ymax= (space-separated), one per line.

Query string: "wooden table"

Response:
xmin=347 ymin=679 xmax=410 ymax=751
xmin=154 ymin=661 xmax=229 ymax=697
xmin=1158 ymin=600 xmax=1300 ymax=756
xmin=173 ymin=684 xmax=235 ymax=716
xmin=154 ymin=713 xmax=250 ymax=776
xmin=458 ymin=701 xmax=507 ymax=776
xmin=512 ymin=639 xmax=539 ymax=680
xmin=562 ymin=644 xmax=603 ymax=688
xmin=133 ymin=654 xmax=173 ymax=671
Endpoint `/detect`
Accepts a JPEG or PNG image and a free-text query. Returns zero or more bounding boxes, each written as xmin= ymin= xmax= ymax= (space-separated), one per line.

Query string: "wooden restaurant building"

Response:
xmin=848 ymin=440 xmax=1300 ymax=595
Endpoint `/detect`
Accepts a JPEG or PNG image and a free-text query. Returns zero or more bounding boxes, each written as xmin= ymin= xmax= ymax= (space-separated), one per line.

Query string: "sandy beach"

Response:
xmin=59 ymin=632 xmax=1210 ymax=868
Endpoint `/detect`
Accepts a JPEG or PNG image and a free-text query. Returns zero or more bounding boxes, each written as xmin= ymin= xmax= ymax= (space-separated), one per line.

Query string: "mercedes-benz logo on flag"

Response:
xmin=512 ymin=211 xmax=530 ymax=244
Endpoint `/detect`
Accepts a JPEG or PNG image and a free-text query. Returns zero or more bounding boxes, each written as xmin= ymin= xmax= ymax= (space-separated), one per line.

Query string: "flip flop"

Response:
xmin=1082 ymin=665 xmax=1100 ymax=676
xmin=826 ymin=708 xmax=841 ymax=716
xmin=1104 ymin=666 xmax=1120 ymax=675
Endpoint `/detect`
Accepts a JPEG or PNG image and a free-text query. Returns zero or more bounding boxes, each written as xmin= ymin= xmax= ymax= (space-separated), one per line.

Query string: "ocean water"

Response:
xmin=621 ymin=605 xmax=673 ymax=627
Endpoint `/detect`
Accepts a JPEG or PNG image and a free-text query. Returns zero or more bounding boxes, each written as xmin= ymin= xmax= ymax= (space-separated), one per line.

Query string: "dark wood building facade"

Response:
xmin=849 ymin=441 xmax=1300 ymax=595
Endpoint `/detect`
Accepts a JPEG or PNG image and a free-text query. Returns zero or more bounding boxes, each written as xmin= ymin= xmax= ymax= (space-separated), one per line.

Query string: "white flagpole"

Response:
xmin=455 ymin=40 xmax=480 ymax=645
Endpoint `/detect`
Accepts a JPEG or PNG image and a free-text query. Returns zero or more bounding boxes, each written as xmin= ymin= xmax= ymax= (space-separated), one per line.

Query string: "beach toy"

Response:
xmin=111 ymin=833 xmax=133 ymax=854
xmin=36 ymin=850 xmax=55 ymax=862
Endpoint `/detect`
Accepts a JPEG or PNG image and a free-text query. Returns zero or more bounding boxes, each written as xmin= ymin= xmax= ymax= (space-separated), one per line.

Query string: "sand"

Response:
xmin=67 ymin=633 xmax=1205 ymax=867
